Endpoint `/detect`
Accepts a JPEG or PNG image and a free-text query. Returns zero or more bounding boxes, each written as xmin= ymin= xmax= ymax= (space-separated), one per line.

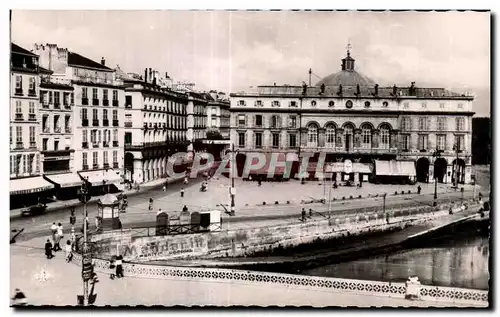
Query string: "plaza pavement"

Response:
xmin=10 ymin=241 xmax=485 ymax=307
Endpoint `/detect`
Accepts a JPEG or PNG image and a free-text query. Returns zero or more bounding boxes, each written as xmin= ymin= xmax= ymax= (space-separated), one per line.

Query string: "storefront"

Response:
xmin=44 ymin=172 xmax=83 ymax=200
xmin=78 ymin=169 xmax=122 ymax=196
xmin=374 ymin=160 xmax=417 ymax=184
xmin=10 ymin=176 xmax=55 ymax=209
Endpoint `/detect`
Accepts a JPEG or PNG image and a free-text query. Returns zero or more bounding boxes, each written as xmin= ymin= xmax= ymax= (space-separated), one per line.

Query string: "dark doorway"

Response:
xmin=124 ymin=152 xmax=134 ymax=182
xmin=345 ymin=135 xmax=351 ymax=152
xmin=452 ymin=159 xmax=466 ymax=184
xmin=416 ymin=157 xmax=430 ymax=183
xmin=434 ymin=158 xmax=447 ymax=183
xmin=235 ymin=153 xmax=247 ymax=177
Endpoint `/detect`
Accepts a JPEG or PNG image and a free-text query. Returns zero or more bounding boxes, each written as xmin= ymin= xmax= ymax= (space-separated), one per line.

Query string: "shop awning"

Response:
xmin=247 ymin=153 xmax=292 ymax=176
xmin=323 ymin=162 xmax=373 ymax=174
xmin=10 ymin=176 xmax=54 ymax=195
xmin=79 ymin=169 xmax=122 ymax=186
xmin=44 ymin=173 xmax=83 ymax=188
xmin=375 ymin=160 xmax=416 ymax=177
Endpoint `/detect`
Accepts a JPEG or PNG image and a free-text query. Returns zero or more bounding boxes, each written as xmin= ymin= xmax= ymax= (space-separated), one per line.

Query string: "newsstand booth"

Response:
xmin=96 ymin=193 xmax=122 ymax=231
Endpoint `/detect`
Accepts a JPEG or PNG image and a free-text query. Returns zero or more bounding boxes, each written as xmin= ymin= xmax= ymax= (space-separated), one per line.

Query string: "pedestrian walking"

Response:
xmin=50 ymin=222 xmax=57 ymax=244
xmin=109 ymin=257 xmax=116 ymax=280
xmin=149 ymin=198 xmax=154 ymax=211
xmin=182 ymin=205 xmax=188 ymax=212
xmin=65 ymin=240 xmax=73 ymax=262
xmin=11 ymin=289 xmax=27 ymax=306
xmin=44 ymin=239 xmax=54 ymax=259
xmin=417 ymin=185 xmax=422 ymax=195
xmin=70 ymin=229 xmax=76 ymax=252
xmin=181 ymin=188 xmax=185 ymax=198
xmin=54 ymin=223 xmax=63 ymax=251
xmin=301 ymin=208 xmax=306 ymax=222
xmin=184 ymin=176 xmax=189 ymax=185
xmin=115 ymin=255 xmax=124 ymax=278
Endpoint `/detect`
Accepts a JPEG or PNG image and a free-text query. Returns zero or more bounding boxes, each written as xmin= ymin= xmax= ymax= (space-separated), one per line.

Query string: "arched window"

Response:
xmin=362 ymin=124 xmax=372 ymax=148
xmin=344 ymin=124 xmax=354 ymax=151
xmin=307 ymin=124 xmax=318 ymax=147
xmin=380 ymin=124 xmax=390 ymax=149
xmin=325 ymin=124 xmax=336 ymax=148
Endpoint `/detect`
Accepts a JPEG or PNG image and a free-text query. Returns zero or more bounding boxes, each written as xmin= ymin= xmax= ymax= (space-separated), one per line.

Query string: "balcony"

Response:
xmin=103 ymin=163 xmax=110 ymax=169
xmin=82 ymin=142 xmax=88 ymax=148
xmin=124 ymin=122 xmax=132 ymax=128
xmin=65 ymin=127 xmax=72 ymax=133
xmin=112 ymin=100 xmax=119 ymax=107
xmin=103 ymin=119 xmax=109 ymax=126
xmin=92 ymin=164 xmax=99 ymax=169
xmin=15 ymin=142 xmax=23 ymax=149
xmin=28 ymin=89 xmax=36 ymax=97
xmin=92 ymin=142 xmax=99 ymax=148
xmin=92 ymin=119 xmax=99 ymax=126
xmin=42 ymin=126 xmax=50 ymax=133
xmin=42 ymin=103 xmax=49 ymax=109
xmin=64 ymin=104 xmax=71 ymax=110
xmin=113 ymin=162 xmax=119 ymax=168
xmin=28 ymin=114 xmax=36 ymax=121
xmin=54 ymin=127 xmax=61 ymax=133
xmin=92 ymin=99 xmax=99 ymax=106
xmin=300 ymin=146 xmax=399 ymax=155
xmin=125 ymin=102 xmax=132 ymax=109
xmin=113 ymin=120 xmax=119 ymax=127
xmin=82 ymin=98 xmax=89 ymax=105
xmin=82 ymin=164 xmax=89 ymax=171
xmin=29 ymin=142 xmax=36 ymax=149
xmin=103 ymin=99 xmax=109 ymax=106
xmin=15 ymin=113 xmax=23 ymax=121
xmin=103 ymin=141 xmax=109 ymax=147
xmin=82 ymin=119 xmax=89 ymax=127
xmin=54 ymin=102 xmax=61 ymax=109
xmin=15 ymin=88 xmax=23 ymax=96
xmin=113 ymin=141 xmax=119 ymax=147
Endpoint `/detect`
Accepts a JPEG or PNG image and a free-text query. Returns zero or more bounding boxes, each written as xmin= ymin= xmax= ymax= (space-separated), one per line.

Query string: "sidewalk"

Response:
xmin=10 ymin=174 xmax=188 ymax=219
xmin=10 ymin=242 xmax=485 ymax=307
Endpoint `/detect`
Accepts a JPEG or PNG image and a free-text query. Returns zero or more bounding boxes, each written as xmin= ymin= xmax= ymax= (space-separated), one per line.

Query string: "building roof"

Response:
xmin=11 ymin=43 xmax=38 ymax=57
xmin=39 ymin=66 xmax=53 ymax=74
xmin=315 ymin=70 xmax=376 ymax=87
xmin=68 ymin=52 xmax=112 ymax=71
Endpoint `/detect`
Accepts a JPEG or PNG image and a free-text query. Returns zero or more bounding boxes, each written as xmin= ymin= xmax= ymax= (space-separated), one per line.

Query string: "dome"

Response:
xmin=315 ymin=49 xmax=376 ymax=87
xmin=316 ymin=70 xmax=376 ymax=87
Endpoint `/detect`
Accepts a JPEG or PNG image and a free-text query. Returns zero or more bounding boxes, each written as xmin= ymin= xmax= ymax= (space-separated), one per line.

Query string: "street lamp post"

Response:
xmin=229 ymin=143 xmax=236 ymax=216
xmin=78 ymin=182 xmax=92 ymax=306
xmin=452 ymin=142 xmax=460 ymax=189
xmin=432 ymin=149 xmax=441 ymax=203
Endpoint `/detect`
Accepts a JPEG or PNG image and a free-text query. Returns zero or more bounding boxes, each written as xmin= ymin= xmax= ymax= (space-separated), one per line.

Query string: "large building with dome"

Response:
xmin=229 ymin=49 xmax=474 ymax=185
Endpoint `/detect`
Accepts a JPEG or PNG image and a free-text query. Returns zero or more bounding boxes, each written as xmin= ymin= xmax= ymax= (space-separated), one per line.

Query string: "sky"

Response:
xmin=11 ymin=10 xmax=490 ymax=116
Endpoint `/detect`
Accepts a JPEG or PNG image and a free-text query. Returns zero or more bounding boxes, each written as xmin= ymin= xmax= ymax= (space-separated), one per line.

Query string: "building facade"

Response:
xmin=10 ymin=44 xmax=55 ymax=207
xmin=229 ymin=50 xmax=474 ymax=184
xmin=32 ymin=43 xmax=124 ymax=195
xmin=122 ymin=68 xmax=189 ymax=185
xmin=206 ymin=90 xmax=231 ymax=140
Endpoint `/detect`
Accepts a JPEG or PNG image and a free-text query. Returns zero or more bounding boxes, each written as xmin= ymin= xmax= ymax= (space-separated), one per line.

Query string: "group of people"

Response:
xmin=44 ymin=222 xmax=74 ymax=262
xmin=109 ymin=255 xmax=124 ymax=279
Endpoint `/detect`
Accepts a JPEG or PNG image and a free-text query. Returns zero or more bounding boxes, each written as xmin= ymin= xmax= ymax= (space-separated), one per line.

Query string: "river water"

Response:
xmin=301 ymin=233 xmax=490 ymax=290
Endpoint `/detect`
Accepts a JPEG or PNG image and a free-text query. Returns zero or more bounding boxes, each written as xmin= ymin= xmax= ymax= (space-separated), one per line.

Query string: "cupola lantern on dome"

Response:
xmin=315 ymin=41 xmax=376 ymax=88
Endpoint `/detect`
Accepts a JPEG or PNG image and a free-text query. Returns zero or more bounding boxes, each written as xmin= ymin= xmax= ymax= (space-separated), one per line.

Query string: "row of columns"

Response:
xmin=299 ymin=128 xmax=398 ymax=148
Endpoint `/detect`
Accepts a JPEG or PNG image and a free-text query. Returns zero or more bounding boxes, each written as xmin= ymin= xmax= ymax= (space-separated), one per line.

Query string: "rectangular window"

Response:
xmin=402 ymin=134 xmax=410 ymax=151
xmin=255 ymin=115 xmax=262 ymax=127
xmin=82 ymin=87 xmax=88 ymax=98
xmin=48 ymin=91 xmax=53 ymax=104
xmin=103 ymin=109 xmax=108 ymax=120
xmin=455 ymin=117 xmax=465 ymax=131
xmin=437 ymin=134 xmax=446 ymax=151
xmin=93 ymin=109 xmax=98 ymax=120
xmin=113 ymin=151 xmax=118 ymax=163
xmin=272 ymin=100 xmax=280 ymax=107
xmin=437 ymin=117 xmax=446 ymax=131
xmin=238 ymin=132 xmax=245 ymax=147
xmin=16 ymin=126 xmax=22 ymax=143
xmin=457 ymin=103 xmax=464 ymax=109
xmin=418 ymin=117 xmax=427 ymax=131
xmin=15 ymin=100 xmax=22 ymax=114
xmin=92 ymin=88 xmax=98 ymax=99
xmin=255 ymin=133 xmax=262 ymax=148
xmin=289 ymin=134 xmax=297 ymax=148
xmin=70 ymin=93 xmax=74 ymax=105
xmin=63 ymin=92 xmax=69 ymax=106
xmin=10 ymin=156 xmax=13 ymax=174
xmin=272 ymin=133 xmax=280 ymax=148
xmin=54 ymin=140 xmax=59 ymax=151
xmin=27 ymin=154 xmax=33 ymax=174
xmin=90 ymin=130 xmax=96 ymax=144
xmin=29 ymin=77 xmax=35 ymax=91
xmin=113 ymin=90 xmax=118 ymax=100
xmin=238 ymin=114 xmax=246 ymax=127
xmin=401 ymin=117 xmax=411 ymax=131
xmin=289 ymin=101 xmax=297 ymax=107
xmin=103 ymin=151 xmax=108 ymax=164
xmin=418 ymin=135 xmax=428 ymax=151
xmin=82 ymin=130 xmax=88 ymax=143
xmin=54 ymin=91 xmax=60 ymax=105
xmin=403 ymin=102 xmax=409 ymax=109
xmin=113 ymin=129 xmax=118 ymax=141
xmin=82 ymin=152 xmax=88 ymax=167
xmin=15 ymin=76 xmax=22 ymax=89
xmin=81 ymin=108 xmax=88 ymax=120
xmin=455 ymin=135 xmax=465 ymax=151
xmin=255 ymin=100 xmax=262 ymax=107
xmin=211 ymin=117 xmax=217 ymax=127
xmin=238 ymin=100 xmax=246 ymax=106
xmin=93 ymin=152 xmax=98 ymax=166
xmin=103 ymin=89 xmax=108 ymax=100
xmin=43 ymin=138 xmax=48 ymax=151
xmin=113 ymin=110 xmax=118 ymax=120
xmin=27 ymin=101 xmax=35 ymax=115
xmin=23 ymin=155 xmax=26 ymax=174
xmin=29 ymin=126 xmax=35 ymax=144
xmin=289 ymin=116 xmax=297 ymax=128
xmin=271 ymin=116 xmax=280 ymax=128
xmin=439 ymin=103 xmax=445 ymax=109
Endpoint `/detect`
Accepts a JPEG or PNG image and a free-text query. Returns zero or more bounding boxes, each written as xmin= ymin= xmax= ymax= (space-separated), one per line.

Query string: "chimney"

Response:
xmin=144 ymin=68 xmax=148 ymax=83
xmin=101 ymin=57 xmax=105 ymax=66
xmin=149 ymin=68 xmax=152 ymax=83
